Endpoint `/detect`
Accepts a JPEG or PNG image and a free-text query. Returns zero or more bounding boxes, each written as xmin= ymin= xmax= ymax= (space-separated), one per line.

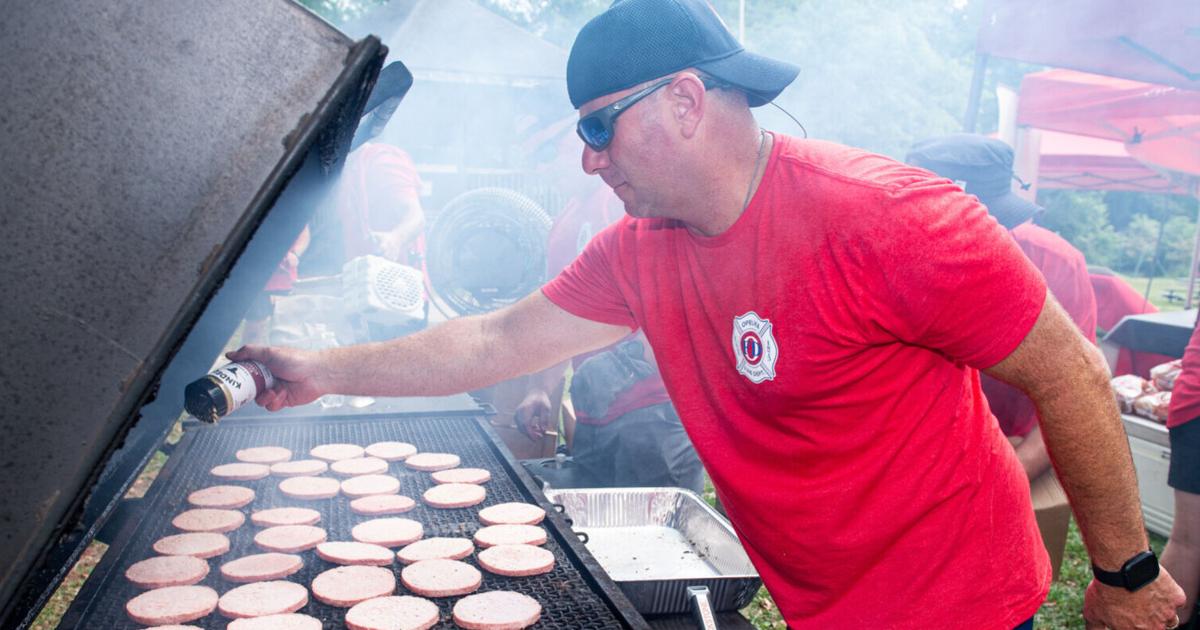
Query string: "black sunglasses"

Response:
xmin=576 ymin=76 xmax=726 ymax=151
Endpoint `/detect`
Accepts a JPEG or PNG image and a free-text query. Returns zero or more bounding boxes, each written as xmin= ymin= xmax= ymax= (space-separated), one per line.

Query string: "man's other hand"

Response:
xmin=1083 ymin=569 xmax=1186 ymax=630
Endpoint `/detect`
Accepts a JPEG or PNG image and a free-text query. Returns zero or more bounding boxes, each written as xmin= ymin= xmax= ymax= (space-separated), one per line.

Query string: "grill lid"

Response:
xmin=0 ymin=0 xmax=387 ymax=622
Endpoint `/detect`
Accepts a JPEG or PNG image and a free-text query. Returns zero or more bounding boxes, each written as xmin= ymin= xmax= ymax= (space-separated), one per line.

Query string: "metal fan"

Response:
xmin=426 ymin=187 xmax=552 ymax=317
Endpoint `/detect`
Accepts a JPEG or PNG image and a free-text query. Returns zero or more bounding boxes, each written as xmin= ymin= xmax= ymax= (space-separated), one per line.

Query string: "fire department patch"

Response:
xmin=732 ymin=311 xmax=778 ymax=383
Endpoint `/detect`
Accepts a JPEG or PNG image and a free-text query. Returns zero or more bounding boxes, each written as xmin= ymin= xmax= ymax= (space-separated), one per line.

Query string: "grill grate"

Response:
xmin=60 ymin=414 xmax=642 ymax=629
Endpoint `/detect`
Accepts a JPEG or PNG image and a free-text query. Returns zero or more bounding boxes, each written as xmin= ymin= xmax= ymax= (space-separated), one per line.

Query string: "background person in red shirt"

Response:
xmin=229 ymin=0 xmax=1184 ymax=627
xmin=516 ymin=180 xmax=704 ymax=492
xmin=907 ymin=134 xmax=1099 ymax=482
xmin=1165 ymin=319 xmax=1200 ymax=629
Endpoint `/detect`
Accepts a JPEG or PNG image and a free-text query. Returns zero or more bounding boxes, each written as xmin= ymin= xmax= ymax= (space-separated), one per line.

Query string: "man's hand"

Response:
xmin=515 ymin=389 xmax=553 ymax=440
xmin=226 ymin=345 xmax=329 ymax=411
xmin=1083 ymin=570 xmax=1186 ymax=630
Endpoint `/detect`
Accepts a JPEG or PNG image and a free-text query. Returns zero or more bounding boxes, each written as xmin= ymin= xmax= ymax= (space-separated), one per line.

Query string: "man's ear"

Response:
xmin=664 ymin=73 xmax=707 ymax=140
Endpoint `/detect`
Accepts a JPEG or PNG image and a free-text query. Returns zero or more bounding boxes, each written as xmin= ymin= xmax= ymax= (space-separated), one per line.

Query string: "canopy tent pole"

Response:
xmin=963 ymin=53 xmax=989 ymax=132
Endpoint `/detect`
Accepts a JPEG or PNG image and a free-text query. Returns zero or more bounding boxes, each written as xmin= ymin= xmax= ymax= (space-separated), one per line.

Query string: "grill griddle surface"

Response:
xmin=61 ymin=415 xmax=633 ymax=629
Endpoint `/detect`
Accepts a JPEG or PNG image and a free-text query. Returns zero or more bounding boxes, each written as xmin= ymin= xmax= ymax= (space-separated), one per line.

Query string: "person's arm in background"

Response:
xmin=368 ymin=148 xmax=425 ymax=263
xmin=375 ymin=185 xmax=424 ymax=263
xmin=985 ymin=292 xmax=1184 ymax=629
xmin=228 ymin=291 xmax=630 ymax=410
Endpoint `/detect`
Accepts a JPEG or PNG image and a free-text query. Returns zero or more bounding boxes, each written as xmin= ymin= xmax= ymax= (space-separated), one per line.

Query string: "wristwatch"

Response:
xmin=1092 ymin=550 xmax=1160 ymax=591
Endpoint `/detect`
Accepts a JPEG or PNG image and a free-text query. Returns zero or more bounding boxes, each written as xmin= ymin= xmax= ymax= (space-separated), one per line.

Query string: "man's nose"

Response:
xmin=581 ymin=144 xmax=609 ymax=175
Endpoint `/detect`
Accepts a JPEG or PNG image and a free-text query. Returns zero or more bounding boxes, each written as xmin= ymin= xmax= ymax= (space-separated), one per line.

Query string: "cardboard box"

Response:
xmin=1030 ymin=469 xmax=1072 ymax=580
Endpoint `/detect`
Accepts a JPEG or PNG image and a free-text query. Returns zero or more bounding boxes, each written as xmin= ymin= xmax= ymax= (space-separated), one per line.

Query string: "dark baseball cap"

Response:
xmin=906 ymin=134 xmax=1041 ymax=230
xmin=567 ymin=0 xmax=800 ymax=109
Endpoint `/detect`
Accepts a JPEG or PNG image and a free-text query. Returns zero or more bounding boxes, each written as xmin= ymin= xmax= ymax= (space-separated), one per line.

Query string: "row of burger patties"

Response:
xmin=1111 ymin=359 xmax=1182 ymax=423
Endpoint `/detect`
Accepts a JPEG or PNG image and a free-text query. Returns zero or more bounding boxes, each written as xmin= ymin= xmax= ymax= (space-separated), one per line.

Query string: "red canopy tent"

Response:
xmin=1016 ymin=69 xmax=1200 ymax=179
xmin=1036 ymin=130 xmax=1192 ymax=195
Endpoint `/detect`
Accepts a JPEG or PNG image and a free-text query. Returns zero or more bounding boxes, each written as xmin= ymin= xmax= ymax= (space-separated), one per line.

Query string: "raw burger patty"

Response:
xmin=396 ymin=537 xmax=474 ymax=564
xmin=210 ymin=462 xmax=271 ymax=481
xmin=309 ymin=443 xmax=365 ymax=461
xmin=477 ymin=544 xmax=555 ymax=577
xmin=220 ymin=553 xmax=304 ymax=582
xmin=351 ymin=518 xmax=423 ymax=548
xmin=404 ymin=452 xmax=460 ymax=471
xmin=350 ymin=494 xmax=416 ymax=516
xmin=452 ymin=591 xmax=542 ymax=630
xmin=125 ymin=585 xmax=219 ymax=626
xmin=235 ymin=446 xmax=293 ymax=464
xmin=152 ymin=532 xmax=230 ymax=558
xmin=270 ymin=459 xmax=328 ymax=477
xmin=125 ymin=555 xmax=210 ymax=589
xmin=477 ymin=503 xmax=545 ymax=526
xmin=172 ymin=508 xmax=245 ymax=533
xmin=330 ymin=457 xmax=389 ymax=477
xmin=345 ymin=595 xmax=439 ymax=630
xmin=422 ymin=483 xmax=485 ymax=509
xmin=473 ymin=525 xmax=546 ymax=548
xmin=251 ymin=507 xmax=321 ymax=527
xmin=218 ymin=580 xmax=308 ymax=618
xmin=311 ymin=565 xmax=395 ymax=607
xmin=278 ymin=475 xmax=340 ymax=500
xmin=187 ymin=485 xmax=255 ymax=509
xmin=430 ymin=468 xmax=491 ymax=485
xmin=227 ymin=614 xmax=322 ymax=630
xmin=341 ymin=474 xmax=401 ymax=498
xmin=364 ymin=441 xmax=417 ymax=461
xmin=400 ymin=559 xmax=481 ymax=597
xmin=316 ymin=541 xmax=395 ymax=566
xmin=255 ymin=525 xmax=327 ymax=552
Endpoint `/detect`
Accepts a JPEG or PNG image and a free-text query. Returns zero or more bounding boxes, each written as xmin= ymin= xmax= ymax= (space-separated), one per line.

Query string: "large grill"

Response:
xmin=59 ymin=413 xmax=646 ymax=629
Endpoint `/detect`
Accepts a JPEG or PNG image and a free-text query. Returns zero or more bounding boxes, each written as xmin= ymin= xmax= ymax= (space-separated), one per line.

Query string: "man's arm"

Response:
xmin=985 ymin=291 xmax=1184 ymax=629
xmin=228 ymin=291 xmax=631 ymax=411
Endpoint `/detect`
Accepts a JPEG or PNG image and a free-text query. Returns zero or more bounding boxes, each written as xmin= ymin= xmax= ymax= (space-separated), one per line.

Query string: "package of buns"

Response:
xmin=1111 ymin=374 xmax=1152 ymax=413
xmin=1150 ymin=359 xmax=1183 ymax=391
xmin=1133 ymin=391 xmax=1171 ymax=423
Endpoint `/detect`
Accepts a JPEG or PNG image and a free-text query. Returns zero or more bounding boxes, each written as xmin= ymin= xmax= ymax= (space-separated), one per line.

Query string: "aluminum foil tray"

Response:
xmin=543 ymin=487 xmax=761 ymax=615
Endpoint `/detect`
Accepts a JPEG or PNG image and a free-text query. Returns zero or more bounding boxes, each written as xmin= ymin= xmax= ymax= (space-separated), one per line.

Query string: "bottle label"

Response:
xmin=210 ymin=361 xmax=274 ymax=414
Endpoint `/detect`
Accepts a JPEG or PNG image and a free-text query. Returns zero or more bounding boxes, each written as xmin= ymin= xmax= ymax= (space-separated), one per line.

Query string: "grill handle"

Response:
xmin=687 ymin=585 xmax=720 ymax=630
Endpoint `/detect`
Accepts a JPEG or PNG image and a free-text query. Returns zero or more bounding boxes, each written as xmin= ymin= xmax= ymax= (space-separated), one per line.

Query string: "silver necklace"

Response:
xmin=741 ymin=129 xmax=768 ymax=212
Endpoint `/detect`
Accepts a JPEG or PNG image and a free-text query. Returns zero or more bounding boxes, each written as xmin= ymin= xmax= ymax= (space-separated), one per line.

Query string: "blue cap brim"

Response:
xmin=698 ymin=50 xmax=800 ymax=107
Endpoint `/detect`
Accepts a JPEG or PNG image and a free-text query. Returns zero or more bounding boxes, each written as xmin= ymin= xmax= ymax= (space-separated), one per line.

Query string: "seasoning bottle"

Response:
xmin=184 ymin=360 xmax=274 ymax=423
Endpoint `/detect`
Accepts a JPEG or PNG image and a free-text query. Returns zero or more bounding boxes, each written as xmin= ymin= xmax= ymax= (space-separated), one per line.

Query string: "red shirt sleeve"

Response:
xmin=541 ymin=219 xmax=639 ymax=331
xmin=863 ymin=177 xmax=1048 ymax=369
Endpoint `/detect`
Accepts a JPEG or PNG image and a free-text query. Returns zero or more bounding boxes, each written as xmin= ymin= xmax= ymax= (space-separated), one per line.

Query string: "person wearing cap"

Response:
xmin=229 ymin=0 xmax=1184 ymax=627
xmin=906 ymin=134 xmax=1099 ymax=482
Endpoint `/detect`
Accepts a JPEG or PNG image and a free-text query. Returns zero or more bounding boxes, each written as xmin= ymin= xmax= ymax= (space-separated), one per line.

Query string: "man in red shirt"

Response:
xmin=230 ymin=0 xmax=1184 ymax=627
xmin=906 ymin=134 xmax=1099 ymax=482
xmin=1165 ymin=319 xmax=1200 ymax=629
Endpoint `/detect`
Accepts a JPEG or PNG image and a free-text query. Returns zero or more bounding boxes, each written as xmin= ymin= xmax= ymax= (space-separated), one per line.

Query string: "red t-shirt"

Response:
xmin=1168 ymin=319 xmax=1200 ymax=428
xmin=980 ymin=223 xmax=1098 ymax=437
xmin=542 ymin=135 xmax=1051 ymax=628
xmin=1089 ymin=272 xmax=1170 ymax=378
xmin=547 ymin=185 xmax=670 ymax=425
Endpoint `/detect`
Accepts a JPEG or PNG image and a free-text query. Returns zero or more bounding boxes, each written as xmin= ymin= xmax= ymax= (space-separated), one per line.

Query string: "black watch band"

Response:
xmin=1092 ymin=550 xmax=1160 ymax=591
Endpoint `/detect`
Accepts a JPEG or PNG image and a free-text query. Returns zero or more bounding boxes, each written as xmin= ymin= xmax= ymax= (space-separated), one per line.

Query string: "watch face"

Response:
xmin=1124 ymin=551 xmax=1160 ymax=590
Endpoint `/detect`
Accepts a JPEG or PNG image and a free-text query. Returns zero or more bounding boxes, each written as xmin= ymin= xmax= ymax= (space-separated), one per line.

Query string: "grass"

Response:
xmin=1115 ymin=274 xmax=1193 ymax=312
